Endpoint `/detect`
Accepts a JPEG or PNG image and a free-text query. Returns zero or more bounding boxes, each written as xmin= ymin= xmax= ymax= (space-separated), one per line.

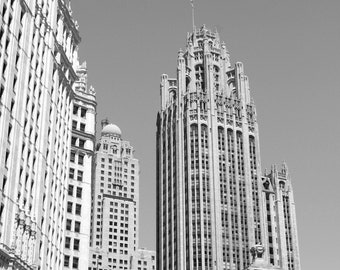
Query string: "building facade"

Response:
xmin=0 ymin=0 xmax=84 ymax=269
xmin=156 ymin=25 xmax=301 ymax=270
xmin=89 ymin=121 xmax=140 ymax=270
xmin=262 ymin=164 xmax=300 ymax=270
xmin=131 ymin=248 xmax=156 ymax=270
xmin=64 ymin=62 xmax=96 ymax=269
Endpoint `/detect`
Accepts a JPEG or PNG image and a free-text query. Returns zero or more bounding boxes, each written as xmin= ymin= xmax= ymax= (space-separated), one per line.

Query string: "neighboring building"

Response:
xmin=64 ymin=62 xmax=96 ymax=269
xmin=131 ymin=248 xmax=156 ymax=270
xmin=89 ymin=120 xmax=140 ymax=270
xmin=0 ymin=0 xmax=84 ymax=269
xmin=156 ymin=25 xmax=301 ymax=270
xmin=262 ymin=164 xmax=301 ymax=270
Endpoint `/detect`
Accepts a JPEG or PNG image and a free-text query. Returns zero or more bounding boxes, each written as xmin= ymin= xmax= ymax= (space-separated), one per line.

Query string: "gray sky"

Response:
xmin=71 ymin=1 xmax=340 ymax=269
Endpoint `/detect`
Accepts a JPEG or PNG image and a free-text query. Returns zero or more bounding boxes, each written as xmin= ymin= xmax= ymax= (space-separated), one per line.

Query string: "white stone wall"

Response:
xmin=0 ymin=0 xmax=82 ymax=269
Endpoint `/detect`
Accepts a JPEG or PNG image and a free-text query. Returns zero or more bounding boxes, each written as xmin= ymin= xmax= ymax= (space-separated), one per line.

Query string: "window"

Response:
xmin=75 ymin=204 xmax=81 ymax=215
xmin=74 ymin=239 xmax=80 ymax=251
xmin=65 ymin=237 xmax=71 ymax=249
xmin=0 ymin=203 xmax=4 ymax=223
xmin=72 ymin=120 xmax=77 ymax=130
xmin=2 ymin=61 xmax=7 ymax=77
xmin=0 ymin=84 xmax=4 ymax=100
xmin=79 ymin=139 xmax=85 ymax=148
xmin=73 ymin=105 xmax=78 ymax=115
xmin=66 ymin=219 xmax=72 ymax=230
xmin=77 ymin=170 xmax=83 ymax=181
xmin=76 ymin=187 xmax=82 ymax=199
xmin=68 ymin=185 xmax=73 ymax=196
xmin=80 ymin=108 xmax=86 ymax=117
xmin=70 ymin=152 xmax=75 ymax=163
xmin=74 ymin=221 xmax=81 ymax=233
xmin=69 ymin=168 xmax=75 ymax=179
xmin=0 ymin=28 xmax=3 ymax=41
xmin=5 ymin=38 xmax=10 ymax=51
xmin=78 ymin=154 xmax=84 ymax=165
xmin=67 ymin=202 xmax=72 ymax=213
xmin=80 ymin=123 xmax=85 ymax=131
xmin=64 ymin=255 xmax=70 ymax=267
xmin=72 ymin=257 xmax=79 ymax=269
xmin=71 ymin=137 xmax=77 ymax=146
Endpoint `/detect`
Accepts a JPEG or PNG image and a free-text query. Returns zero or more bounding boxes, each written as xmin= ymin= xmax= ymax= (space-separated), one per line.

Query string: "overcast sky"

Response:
xmin=71 ymin=1 xmax=340 ymax=269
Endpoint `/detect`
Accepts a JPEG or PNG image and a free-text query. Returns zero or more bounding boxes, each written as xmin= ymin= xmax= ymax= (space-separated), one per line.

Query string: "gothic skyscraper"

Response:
xmin=156 ymin=25 xmax=300 ymax=270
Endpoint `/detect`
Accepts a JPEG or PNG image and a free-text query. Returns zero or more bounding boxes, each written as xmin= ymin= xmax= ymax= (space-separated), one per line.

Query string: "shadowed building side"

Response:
xmin=63 ymin=61 xmax=96 ymax=270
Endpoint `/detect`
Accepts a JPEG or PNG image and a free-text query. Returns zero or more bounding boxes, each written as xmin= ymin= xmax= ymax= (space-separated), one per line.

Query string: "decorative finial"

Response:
xmin=101 ymin=118 xmax=109 ymax=128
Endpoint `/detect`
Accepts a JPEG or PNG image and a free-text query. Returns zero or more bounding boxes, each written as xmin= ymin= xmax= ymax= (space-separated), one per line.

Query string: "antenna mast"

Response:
xmin=191 ymin=0 xmax=195 ymax=31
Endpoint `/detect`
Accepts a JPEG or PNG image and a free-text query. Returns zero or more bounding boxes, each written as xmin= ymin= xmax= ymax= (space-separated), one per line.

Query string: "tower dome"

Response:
xmin=101 ymin=123 xmax=122 ymax=137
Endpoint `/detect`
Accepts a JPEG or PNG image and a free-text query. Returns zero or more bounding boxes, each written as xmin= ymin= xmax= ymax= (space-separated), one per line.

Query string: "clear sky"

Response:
xmin=71 ymin=1 xmax=340 ymax=269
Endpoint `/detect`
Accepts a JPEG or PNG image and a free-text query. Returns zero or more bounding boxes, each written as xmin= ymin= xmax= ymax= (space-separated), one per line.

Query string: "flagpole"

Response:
xmin=191 ymin=0 xmax=195 ymax=31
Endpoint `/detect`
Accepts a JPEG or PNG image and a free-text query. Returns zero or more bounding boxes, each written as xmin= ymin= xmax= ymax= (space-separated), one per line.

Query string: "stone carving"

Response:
xmin=200 ymin=115 xmax=207 ymax=121
xmin=250 ymin=243 xmax=265 ymax=262
xmin=190 ymin=115 xmax=198 ymax=121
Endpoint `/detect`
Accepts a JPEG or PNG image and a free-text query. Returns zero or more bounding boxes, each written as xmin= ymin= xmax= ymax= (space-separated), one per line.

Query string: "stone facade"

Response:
xmin=131 ymin=248 xmax=156 ymax=270
xmin=156 ymin=25 xmax=301 ymax=270
xmin=63 ymin=62 xmax=96 ymax=269
xmin=89 ymin=121 xmax=140 ymax=270
xmin=0 ymin=0 xmax=85 ymax=269
xmin=262 ymin=165 xmax=301 ymax=270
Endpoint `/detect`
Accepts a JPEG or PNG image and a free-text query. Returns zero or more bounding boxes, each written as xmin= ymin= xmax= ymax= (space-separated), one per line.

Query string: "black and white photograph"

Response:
xmin=0 ymin=1 xmax=338 ymax=270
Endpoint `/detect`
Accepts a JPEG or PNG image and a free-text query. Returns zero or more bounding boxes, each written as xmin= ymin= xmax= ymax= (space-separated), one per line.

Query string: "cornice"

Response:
xmin=57 ymin=0 xmax=81 ymax=44
xmin=72 ymin=128 xmax=96 ymax=141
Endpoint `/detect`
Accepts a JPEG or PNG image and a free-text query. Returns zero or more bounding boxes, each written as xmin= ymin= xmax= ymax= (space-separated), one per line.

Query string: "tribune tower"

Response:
xmin=156 ymin=25 xmax=300 ymax=270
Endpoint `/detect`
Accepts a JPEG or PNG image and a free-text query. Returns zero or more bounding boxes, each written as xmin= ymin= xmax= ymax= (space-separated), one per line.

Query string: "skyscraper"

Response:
xmin=156 ymin=25 xmax=300 ymax=270
xmin=64 ymin=62 xmax=96 ymax=269
xmin=262 ymin=164 xmax=300 ymax=270
xmin=89 ymin=121 xmax=140 ymax=270
xmin=0 ymin=0 xmax=88 ymax=269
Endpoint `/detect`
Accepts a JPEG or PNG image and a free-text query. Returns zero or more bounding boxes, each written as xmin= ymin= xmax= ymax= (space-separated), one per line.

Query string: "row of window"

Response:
xmin=64 ymin=255 xmax=79 ymax=269
xmin=71 ymin=137 xmax=86 ymax=148
xmin=72 ymin=120 xmax=86 ymax=131
xmin=73 ymin=105 xmax=87 ymax=117
xmin=69 ymin=168 xmax=83 ymax=181
xmin=70 ymin=152 xmax=84 ymax=165
xmin=67 ymin=202 xmax=82 ymax=215
xmin=100 ymin=164 xmax=136 ymax=174
xmin=65 ymin=237 xmax=80 ymax=251
xmin=101 ymin=158 xmax=135 ymax=167
xmin=66 ymin=219 xmax=81 ymax=232
xmin=68 ymin=185 xmax=82 ymax=198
